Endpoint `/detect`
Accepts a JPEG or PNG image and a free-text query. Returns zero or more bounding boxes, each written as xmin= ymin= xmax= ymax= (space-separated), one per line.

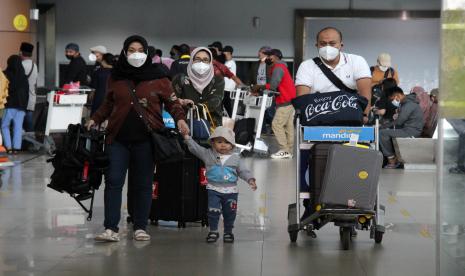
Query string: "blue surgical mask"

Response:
xmin=391 ymin=99 xmax=400 ymax=107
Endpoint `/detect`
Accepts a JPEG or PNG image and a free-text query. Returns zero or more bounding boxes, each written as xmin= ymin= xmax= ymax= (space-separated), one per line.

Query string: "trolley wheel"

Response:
xmin=306 ymin=228 xmax=317 ymax=239
xmin=126 ymin=216 xmax=133 ymax=224
xmin=341 ymin=227 xmax=351 ymax=250
xmin=289 ymin=230 xmax=298 ymax=243
xmin=201 ymin=219 xmax=208 ymax=227
xmin=374 ymin=230 xmax=384 ymax=244
xmin=178 ymin=222 xmax=186 ymax=228
xmin=150 ymin=219 xmax=158 ymax=226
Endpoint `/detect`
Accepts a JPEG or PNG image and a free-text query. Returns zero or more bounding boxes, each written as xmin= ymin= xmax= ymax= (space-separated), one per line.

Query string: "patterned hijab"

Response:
xmin=187 ymin=47 xmax=214 ymax=94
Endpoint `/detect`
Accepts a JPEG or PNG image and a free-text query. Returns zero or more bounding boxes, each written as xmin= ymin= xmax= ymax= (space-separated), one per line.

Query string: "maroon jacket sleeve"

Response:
xmin=213 ymin=60 xmax=234 ymax=79
xmin=91 ymin=78 xmax=114 ymax=124
xmin=158 ymin=78 xmax=186 ymax=123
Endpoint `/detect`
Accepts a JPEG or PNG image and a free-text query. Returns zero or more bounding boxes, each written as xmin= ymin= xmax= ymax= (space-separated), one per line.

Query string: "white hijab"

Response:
xmin=187 ymin=47 xmax=215 ymax=94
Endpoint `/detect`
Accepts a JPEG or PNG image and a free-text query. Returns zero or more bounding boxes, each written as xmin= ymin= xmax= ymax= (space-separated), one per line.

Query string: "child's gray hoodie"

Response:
xmin=185 ymin=138 xmax=254 ymax=192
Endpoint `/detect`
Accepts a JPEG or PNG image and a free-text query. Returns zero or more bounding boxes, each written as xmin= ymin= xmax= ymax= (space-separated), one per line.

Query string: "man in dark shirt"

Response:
xmin=63 ymin=43 xmax=88 ymax=85
xmin=380 ymin=86 xmax=424 ymax=168
xmin=373 ymin=77 xmax=398 ymax=125
xmin=169 ymin=43 xmax=191 ymax=78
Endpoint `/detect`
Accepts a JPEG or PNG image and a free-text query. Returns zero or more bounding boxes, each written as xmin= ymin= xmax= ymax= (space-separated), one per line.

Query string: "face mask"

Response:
xmin=265 ymin=58 xmax=273 ymax=66
xmin=379 ymin=65 xmax=389 ymax=72
xmin=65 ymin=55 xmax=74 ymax=60
xmin=89 ymin=53 xmax=97 ymax=62
xmin=127 ymin=52 xmax=147 ymax=68
xmin=192 ymin=62 xmax=210 ymax=76
xmin=391 ymin=99 xmax=400 ymax=107
xmin=318 ymin=46 xmax=340 ymax=61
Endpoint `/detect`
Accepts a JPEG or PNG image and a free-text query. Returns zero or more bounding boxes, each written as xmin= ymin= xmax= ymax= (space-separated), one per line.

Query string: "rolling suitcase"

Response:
xmin=320 ymin=144 xmax=383 ymax=210
xmin=150 ymin=151 xmax=208 ymax=228
xmin=302 ymin=143 xmax=333 ymax=221
xmin=308 ymin=143 xmax=334 ymax=209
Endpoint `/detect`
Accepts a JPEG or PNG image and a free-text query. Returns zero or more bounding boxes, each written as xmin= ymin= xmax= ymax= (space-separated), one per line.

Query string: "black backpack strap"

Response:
xmin=313 ymin=57 xmax=357 ymax=94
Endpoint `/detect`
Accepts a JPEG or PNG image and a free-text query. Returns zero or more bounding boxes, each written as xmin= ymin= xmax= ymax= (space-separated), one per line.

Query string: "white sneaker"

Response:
xmin=134 ymin=229 xmax=151 ymax=241
xmin=271 ymin=150 xmax=293 ymax=159
xmin=95 ymin=229 xmax=120 ymax=242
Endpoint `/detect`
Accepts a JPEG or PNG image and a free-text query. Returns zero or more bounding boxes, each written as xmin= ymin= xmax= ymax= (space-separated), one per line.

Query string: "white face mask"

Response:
xmin=127 ymin=52 xmax=147 ymax=68
xmin=391 ymin=99 xmax=400 ymax=107
xmin=192 ymin=62 xmax=210 ymax=76
xmin=318 ymin=46 xmax=340 ymax=61
xmin=89 ymin=53 xmax=97 ymax=62
xmin=379 ymin=65 xmax=389 ymax=72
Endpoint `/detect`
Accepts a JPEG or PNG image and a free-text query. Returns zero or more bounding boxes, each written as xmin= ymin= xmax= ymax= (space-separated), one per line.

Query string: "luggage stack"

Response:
xmin=127 ymin=107 xmax=209 ymax=228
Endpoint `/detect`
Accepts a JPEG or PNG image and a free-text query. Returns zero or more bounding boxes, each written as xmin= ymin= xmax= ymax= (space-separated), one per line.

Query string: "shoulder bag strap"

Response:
xmin=312 ymin=57 xmax=357 ymax=94
xmin=26 ymin=63 xmax=35 ymax=78
xmin=198 ymin=103 xmax=216 ymax=129
xmin=126 ymin=80 xmax=154 ymax=132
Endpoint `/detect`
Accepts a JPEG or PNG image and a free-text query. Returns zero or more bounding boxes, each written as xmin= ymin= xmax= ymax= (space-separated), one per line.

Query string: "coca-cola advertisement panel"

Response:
xmin=292 ymin=91 xmax=367 ymax=126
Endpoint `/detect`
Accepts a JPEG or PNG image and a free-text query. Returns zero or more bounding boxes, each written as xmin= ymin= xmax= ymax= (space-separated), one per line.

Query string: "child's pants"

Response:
xmin=1 ymin=108 xmax=25 ymax=150
xmin=207 ymin=190 xmax=238 ymax=233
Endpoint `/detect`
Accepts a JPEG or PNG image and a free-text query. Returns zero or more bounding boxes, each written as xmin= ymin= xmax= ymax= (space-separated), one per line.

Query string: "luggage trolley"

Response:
xmin=287 ymin=110 xmax=386 ymax=250
xmin=23 ymin=88 xmax=91 ymax=155
xmin=229 ymin=87 xmax=278 ymax=155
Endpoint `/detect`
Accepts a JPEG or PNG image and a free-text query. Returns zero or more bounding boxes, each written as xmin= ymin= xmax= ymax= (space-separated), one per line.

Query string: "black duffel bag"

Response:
xmin=292 ymin=91 xmax=368 ymax=126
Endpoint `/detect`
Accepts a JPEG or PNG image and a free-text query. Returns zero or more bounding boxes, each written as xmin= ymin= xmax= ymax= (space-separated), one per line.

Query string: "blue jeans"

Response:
xmin=207 ymin=190 xmax=238 ymax=233
xmin=1 ymin=108 xmax=26 ymax=150
xmin=104 ymin=140 xmax=155 ymax=232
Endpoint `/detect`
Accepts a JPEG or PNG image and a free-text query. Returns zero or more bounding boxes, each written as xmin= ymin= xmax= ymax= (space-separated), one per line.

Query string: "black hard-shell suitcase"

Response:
xmin=149 ymin=151 xmax=208 ymax=228
xmin=308 ymin=143 xmax=334 ymax=209
xmin=320 ymin=144 xmax=383 ymax=210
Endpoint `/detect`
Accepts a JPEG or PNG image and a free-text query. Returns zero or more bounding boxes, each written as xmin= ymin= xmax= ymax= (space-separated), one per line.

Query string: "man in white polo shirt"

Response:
xmin=295 ymin=27 xmax=372 ymax=122
xmin=295 ymin=27 xmax=372 ymax=230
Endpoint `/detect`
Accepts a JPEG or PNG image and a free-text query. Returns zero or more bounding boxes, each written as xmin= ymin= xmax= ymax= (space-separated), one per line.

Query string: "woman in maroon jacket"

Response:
xmin=87 ymin=35 xmax=189 ymax=242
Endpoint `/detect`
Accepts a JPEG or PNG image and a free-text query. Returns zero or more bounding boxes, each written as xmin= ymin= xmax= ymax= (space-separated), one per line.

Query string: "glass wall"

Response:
xmin=438 ymin=1 xmax=465 ymax=274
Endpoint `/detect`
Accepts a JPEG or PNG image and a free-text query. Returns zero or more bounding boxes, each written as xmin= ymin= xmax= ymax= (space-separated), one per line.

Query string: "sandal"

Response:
xmin=206 ymin=232 xmax=219 ymax=243
xmin=134 ymin=229 xmax=151 ymax=241
xmin=223 ymin=233 xmax=235 ymax=243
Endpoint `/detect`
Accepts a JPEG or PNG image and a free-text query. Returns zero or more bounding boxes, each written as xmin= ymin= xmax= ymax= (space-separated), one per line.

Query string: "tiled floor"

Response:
xmin=0 ymin=151 xmax=442 ymax=276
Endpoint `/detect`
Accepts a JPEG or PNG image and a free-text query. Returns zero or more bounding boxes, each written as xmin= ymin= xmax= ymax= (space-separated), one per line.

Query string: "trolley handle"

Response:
xmin=262 ymin=89 xmax=280 ymax=96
